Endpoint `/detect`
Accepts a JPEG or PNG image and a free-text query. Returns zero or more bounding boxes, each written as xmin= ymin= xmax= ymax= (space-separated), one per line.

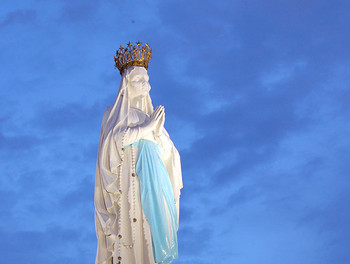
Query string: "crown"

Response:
xmin=114 ymin=41 xmax=152 ymax=75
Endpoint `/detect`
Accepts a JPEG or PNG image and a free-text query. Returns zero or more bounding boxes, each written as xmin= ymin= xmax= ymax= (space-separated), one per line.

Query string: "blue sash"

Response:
xmin=124 ymin=139 xmax=178 ymax=263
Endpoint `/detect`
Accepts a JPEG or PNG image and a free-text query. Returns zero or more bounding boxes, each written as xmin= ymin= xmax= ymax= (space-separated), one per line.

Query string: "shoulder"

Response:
xmin=101 ymin=105 xmax=112 ymax=127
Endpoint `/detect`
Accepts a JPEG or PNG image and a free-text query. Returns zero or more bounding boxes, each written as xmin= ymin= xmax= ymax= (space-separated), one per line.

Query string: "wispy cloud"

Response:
xmin=1 ymin=0 xmax=350 ymax=263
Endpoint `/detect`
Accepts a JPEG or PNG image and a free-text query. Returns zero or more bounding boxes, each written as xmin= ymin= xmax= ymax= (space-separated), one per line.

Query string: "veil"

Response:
xmin=101 ymin=66 xmax=154 ymax=174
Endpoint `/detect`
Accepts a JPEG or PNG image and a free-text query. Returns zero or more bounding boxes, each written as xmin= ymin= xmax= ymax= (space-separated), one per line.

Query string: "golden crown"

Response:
xmin=114 ymin=42 xmax=152 ymax=75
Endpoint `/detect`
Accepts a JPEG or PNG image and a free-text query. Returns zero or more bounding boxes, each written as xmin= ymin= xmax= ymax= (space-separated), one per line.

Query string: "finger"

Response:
xmin=156 ymin=107 xmax=164 ymax=119
xmin=154 ymin=106 xmax=160 ymax=113
xmin=151 ymin=106 xmax=160 ymax=118
xmin=155 ymin=105 xmax=163 ymax=115
xmin=155 ymin=111 xmax=164 ymax=122
xmin=155 ymin=105 xmax=162 ymax=113
xmin=159 ymin=109 xmax=165 ymax=117
xmin=154 ymin=107 xmax=162 ymax=119
xmin=151 ymin=105 xmax=163 ymax=121
xmin=154 ymin=111 xmax=162 ymax=121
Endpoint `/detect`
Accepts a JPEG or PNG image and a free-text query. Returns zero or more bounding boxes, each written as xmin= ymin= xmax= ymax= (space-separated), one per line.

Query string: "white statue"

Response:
xmin=94 ymin=42 xmax=183 ymax=264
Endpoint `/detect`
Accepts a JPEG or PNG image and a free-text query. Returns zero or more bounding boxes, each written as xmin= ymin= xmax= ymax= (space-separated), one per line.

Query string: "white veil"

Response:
xmin=102 ymin=66 xmax=154 ymax=174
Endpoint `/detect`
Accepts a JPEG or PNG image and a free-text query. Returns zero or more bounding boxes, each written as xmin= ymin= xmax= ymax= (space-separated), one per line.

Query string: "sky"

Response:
xmin=1 ymin=0 xmax=350 ymax=263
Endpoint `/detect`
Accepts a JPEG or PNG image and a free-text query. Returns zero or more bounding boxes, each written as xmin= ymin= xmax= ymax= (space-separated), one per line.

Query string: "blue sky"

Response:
xmin=1 ymin=0 xmax=350 ymax=263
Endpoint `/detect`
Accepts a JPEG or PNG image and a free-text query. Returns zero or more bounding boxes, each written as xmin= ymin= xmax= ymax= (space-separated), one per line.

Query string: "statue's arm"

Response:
xmin=171 ymin=145 xmax=183 ymax=231
xmin=123 ymin=106 xmax=164 ymax=146
xmin=122 ymin=120 xmax=153 ymax=146
xmin=171 ymin=146 xmax=182 ymax=231
xmin=160 ymin=133 xmax=183 ymax=231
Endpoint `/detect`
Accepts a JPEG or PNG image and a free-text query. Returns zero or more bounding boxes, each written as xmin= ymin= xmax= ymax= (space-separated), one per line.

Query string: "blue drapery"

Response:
xmin=125 ymin=139 xmax=178 ymax=263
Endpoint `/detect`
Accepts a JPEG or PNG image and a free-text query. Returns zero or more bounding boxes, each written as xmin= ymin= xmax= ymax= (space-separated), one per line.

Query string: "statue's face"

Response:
xmin=128 ymin=66 xmax=151 ymax=99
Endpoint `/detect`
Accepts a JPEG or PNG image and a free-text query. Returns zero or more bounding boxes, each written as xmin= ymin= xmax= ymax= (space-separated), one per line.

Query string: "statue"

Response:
xmin=94 ymin=42 xmax=183 ymax=264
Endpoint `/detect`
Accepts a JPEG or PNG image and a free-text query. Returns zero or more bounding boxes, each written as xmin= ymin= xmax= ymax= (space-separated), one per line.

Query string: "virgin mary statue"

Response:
xmin=94 ymin=42 xmax=183 ymax=264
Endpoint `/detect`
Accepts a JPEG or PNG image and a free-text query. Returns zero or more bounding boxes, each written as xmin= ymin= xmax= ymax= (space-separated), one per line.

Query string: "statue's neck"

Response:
xmin=130 ymin=96 xmax=144 ymax=111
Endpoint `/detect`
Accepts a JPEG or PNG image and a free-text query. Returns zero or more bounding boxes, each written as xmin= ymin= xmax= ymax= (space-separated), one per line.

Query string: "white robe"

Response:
xmin=94 ymin=106 xmax=183 ymax=264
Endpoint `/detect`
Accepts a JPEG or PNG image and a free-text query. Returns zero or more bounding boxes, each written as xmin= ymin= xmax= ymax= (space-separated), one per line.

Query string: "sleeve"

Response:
xmin=158 ymin=130 xmax=183 ymax=231
xmin=170 ymin=145 xmax=183 ymax=232
xmin=122 ymin=117 xmax=154 ymax=146
xmin=109 ymin=113 xmax=154 ymax=173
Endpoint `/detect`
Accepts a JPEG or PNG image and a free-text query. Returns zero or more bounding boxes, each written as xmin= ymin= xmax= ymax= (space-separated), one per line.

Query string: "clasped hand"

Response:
xmin=141 ymin=105 xmax=165 ymax=137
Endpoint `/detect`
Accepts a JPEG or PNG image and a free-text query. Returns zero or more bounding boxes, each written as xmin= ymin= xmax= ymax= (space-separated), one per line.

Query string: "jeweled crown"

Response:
xmin=114 ymin=42 xmax=152 ymax=75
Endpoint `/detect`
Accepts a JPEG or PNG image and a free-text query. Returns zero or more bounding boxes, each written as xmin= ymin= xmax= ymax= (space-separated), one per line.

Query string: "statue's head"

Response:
xmin=126 ymin=66 xmax=151 ymax=99
xmin=114 ymin=42 xmax=153 ymax=111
